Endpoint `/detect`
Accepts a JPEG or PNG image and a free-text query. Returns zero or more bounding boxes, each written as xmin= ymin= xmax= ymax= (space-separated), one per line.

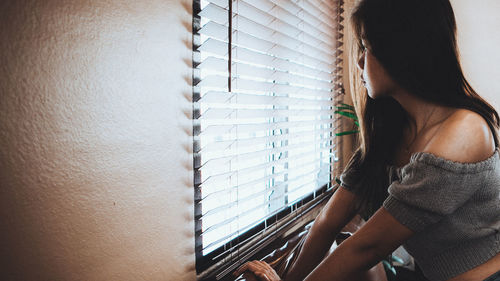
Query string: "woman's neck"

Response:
xmin=391 ymin=89 xmax=454 ymax=137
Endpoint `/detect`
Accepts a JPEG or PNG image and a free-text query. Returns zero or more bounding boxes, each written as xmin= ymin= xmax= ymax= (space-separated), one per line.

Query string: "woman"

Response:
xmin=234 ymin=0 xmax=500 ymax=280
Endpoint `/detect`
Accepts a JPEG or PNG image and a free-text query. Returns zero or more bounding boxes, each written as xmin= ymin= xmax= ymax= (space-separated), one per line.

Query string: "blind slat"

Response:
xmin=199 ymin=108 xmax=335 ymax=120
xmin=198 ymin=57 xmax=334 ymax=90
xmin=198 ymin=119 xmax=338 ymax=136
xmin=198 ymin=75 xmax=333 ymax=96
xmin=195 ymin=125 xmax=335 ymax=154
xmin=199 ymin=163 xmax=331 ymax=211
xmin=199 ymin=145 xmax=334 ymax=182
xmin=198 ymin=135 xmax=335 ymax=162
xmin=200 ymin=176 xmax=326 ymax=221
xmin=257 ymin=0 xmax=336 ymax=30
xmin=197 ymin=38 xmax=337 ymax=79
xmin=197 ymin=91 xmax=335 ymax=107
xmin=202 ymin=0 xmax=338 ymax=49
xmin=198 ymin=157 xmax=328 ymax=201
xmin=237 ymin=0 xmax=337 ymax=50
xmin=305 ymin=0 xmax=336 ymax=16
xmin=197 ymin=136 xmax=335 ymax=173
xmin=240 ymin=0 xmax=337 ymax=41
xmin=234 ymin=7 xmax=336 ymax=62
xmin=199 ymin=21 xmax=335 ymax=70
xmin=198 ymin=144 xmax=336 ymax=185
xmin=200 ymin=1 xmax=337 ymax=56
xmin=200 ymin=177 xmax=327 ymax=238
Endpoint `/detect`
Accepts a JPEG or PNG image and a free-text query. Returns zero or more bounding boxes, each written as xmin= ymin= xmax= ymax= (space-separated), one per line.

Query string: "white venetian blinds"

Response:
xmin=193 ymin=0 xmax=344 ymax=274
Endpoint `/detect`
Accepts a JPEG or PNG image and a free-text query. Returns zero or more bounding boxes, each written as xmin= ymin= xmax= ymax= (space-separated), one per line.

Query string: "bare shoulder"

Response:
xmin=424 ymin=109 xmax=496 ymax=163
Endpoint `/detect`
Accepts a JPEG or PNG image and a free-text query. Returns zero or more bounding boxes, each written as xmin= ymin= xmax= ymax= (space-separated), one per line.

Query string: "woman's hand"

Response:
xmin=233 ymin=260 xmax=282 ymax=281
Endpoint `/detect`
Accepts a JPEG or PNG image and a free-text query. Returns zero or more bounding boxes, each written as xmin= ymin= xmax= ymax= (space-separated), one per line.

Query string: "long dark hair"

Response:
xmin=344 ymin=0 xmax=500 ymax=218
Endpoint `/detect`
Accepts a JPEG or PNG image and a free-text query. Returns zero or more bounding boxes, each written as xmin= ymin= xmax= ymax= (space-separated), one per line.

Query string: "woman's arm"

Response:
xmin=235 ymin=187 xmax=401 ymax=281
xmin=283 ymin=187 xmax=359 ymax=281
xmin=234 ymin=187 xmax=359 ymax=281
xmin=303 ymin=207 xmax=414 ymax=281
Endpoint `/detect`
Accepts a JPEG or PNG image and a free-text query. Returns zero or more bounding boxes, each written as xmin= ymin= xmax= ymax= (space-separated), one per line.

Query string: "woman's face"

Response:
xmin=357 ymin=43 xmax=397 ymax=99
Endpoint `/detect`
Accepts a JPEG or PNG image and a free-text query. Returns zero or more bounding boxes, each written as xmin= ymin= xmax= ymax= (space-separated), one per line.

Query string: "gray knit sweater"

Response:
xmin=340 ymin=148 xmax=500 ymax=281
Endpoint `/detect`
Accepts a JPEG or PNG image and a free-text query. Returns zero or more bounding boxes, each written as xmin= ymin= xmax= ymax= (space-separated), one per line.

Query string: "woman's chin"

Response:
xmin=366 ymin=88 xmax=388 ymax=100
xmin=366 ymin=88 xmax=377 ymax=99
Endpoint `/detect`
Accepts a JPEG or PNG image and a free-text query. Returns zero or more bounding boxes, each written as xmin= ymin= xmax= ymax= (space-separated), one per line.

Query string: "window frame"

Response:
xmin=192 ymin=0 xmax=345 ymax=277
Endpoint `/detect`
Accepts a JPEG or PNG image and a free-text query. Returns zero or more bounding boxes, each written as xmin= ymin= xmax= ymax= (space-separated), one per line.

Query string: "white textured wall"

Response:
xmin=452 ymin=0 xmax=500 ymax=112
xmin=0 ymin=1 xmax=196 ymax=280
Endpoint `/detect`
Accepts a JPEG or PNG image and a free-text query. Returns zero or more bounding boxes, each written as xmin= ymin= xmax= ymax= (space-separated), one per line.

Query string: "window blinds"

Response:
xmin=193 ymin=0 xmax=345 ymax=277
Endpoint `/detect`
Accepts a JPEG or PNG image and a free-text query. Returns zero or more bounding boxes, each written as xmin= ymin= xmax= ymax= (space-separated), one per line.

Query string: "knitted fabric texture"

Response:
xmin=340 ymin=148 xmax=500 ymax=281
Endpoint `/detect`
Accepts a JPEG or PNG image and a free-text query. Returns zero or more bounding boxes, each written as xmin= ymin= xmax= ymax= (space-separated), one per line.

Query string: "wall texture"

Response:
xmin=0 ymin=0 xmax=196 ymax=280
xmin=452 ymin=0 xmax=500 ymax=112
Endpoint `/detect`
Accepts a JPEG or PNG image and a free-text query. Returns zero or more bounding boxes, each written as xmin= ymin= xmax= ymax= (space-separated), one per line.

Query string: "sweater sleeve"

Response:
xmin=383 ymin=158 xmax=489 ymax=232
xmin=339 ymin=167 xmax=363 ymax=196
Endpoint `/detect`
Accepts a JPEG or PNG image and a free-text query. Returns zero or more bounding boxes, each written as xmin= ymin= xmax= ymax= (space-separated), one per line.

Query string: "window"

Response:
xmin=192 ymin=0 xmax=345 ymax=278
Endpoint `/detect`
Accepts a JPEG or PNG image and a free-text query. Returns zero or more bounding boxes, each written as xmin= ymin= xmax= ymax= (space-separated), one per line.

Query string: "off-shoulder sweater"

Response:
xmin=340 ymin=148 xmax=500 ymax=281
